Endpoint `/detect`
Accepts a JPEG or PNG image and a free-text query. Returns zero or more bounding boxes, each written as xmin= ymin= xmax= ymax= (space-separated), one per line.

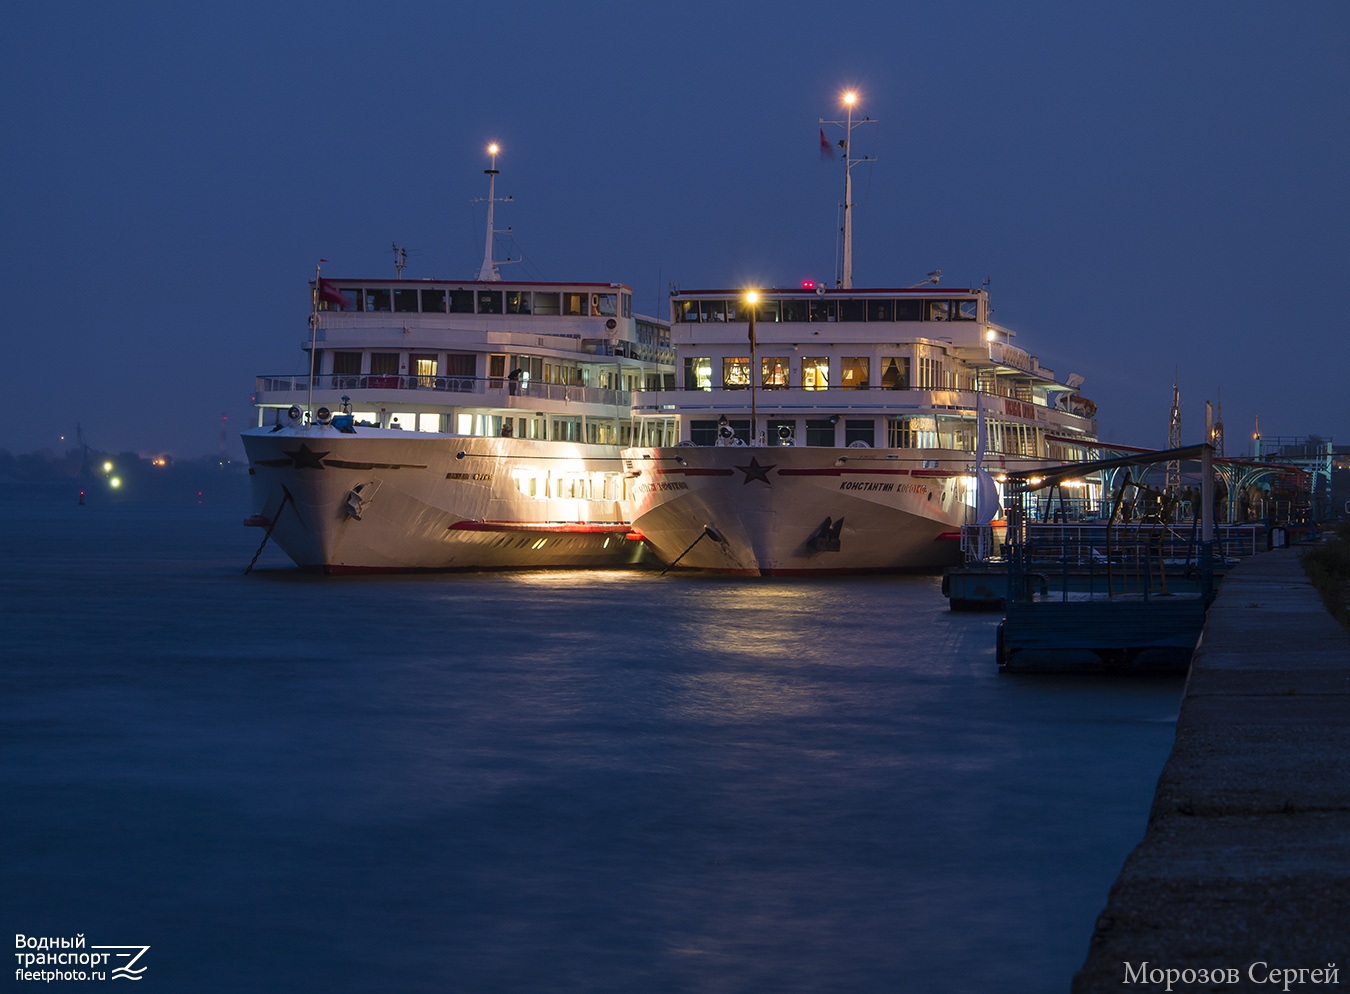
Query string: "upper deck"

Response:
xmin=313 ymin=277 xmax=673 ymax=366
xmin=666 ymin=284 xmax=1063 ymax=387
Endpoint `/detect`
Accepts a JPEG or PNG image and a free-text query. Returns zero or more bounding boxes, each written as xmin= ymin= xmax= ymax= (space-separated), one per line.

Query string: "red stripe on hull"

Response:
xmin=448 ymin=520 xmax=632 ymax=535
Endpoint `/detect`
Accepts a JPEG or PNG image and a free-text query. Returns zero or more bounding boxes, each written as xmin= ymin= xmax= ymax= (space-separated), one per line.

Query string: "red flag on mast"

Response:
xmin=819 ymin=127 xmax=834 ymax=160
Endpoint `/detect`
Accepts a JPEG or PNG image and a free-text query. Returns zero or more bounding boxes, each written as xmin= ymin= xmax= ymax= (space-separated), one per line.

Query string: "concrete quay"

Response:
xmin=1073 ymin=546 xmax=1350 ymax=992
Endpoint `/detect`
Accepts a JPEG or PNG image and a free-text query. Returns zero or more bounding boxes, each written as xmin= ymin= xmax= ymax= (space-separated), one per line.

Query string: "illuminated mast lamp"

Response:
xmin=476 ymin=142 xmax=512 ymax=281
xmin=821 ymin=90 xmax=875 ymax=289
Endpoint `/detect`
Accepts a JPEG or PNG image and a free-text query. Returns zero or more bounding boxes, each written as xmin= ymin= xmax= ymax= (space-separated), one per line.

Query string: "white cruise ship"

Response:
xmin=620 ymin=94 xmax=1100 ymax=575
xmin=242 ymin=149 xmax=676 ymax=572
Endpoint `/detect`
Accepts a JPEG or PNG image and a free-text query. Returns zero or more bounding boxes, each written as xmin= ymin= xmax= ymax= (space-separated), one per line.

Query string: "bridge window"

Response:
xmin=506 ymin=291 xmax=531 ymax=314
xmin=866 ymin=299 xmax=892 ymax=321
xmin=394 ymin=289 xmax=419 ymax=312
xmin=838 ymin=299 xmax=865 ymax=321
xmin=593 ymin=293 xmax=617 ymax=317
xmin=421 ymin=289 xmax=447 ymax=312
xmin=477 ymin=290 xmax=502 ymax=314
xmin=365 ymin=288 xmax=391 ymax=312
xmin=896 ymin=299 xmax=922 ymax=321
xmin=700 ymin=299 xmax=726 ymax=322
xmin=809 ymin=298 xmax=835 ymax=322
xmin=926 ymin=300 xmax=951 ymax=321
xmin=533 ymin=292 xmax=560 ymax=315
xmin=564 ymin=292 xmax=588 ymax=316
xmin=449 ymin=290 xmax=475 ymax=313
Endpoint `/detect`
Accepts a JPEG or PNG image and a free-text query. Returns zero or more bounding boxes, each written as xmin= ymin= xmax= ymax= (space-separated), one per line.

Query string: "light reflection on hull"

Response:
xmin=623 ymin=445 xmax=974 ymax=575
xmin=243 ymin=426 xmax=652 ymax=572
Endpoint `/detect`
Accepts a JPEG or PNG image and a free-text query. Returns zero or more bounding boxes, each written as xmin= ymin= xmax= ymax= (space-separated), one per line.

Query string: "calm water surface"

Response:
xmin=1 ymin=482 xmax=1181 ymax=993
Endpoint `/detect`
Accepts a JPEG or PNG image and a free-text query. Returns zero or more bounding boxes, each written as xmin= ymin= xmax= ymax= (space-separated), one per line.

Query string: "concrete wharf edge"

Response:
xmin=1072 ymin=546 xmax=1350 ymax=992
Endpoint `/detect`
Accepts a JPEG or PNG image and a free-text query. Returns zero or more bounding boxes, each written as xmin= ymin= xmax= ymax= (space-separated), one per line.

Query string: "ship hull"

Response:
xmin=243 ymin=426 xmax=651 ymax=572
xmin=622 ymin=445 xmax=977 ymax=575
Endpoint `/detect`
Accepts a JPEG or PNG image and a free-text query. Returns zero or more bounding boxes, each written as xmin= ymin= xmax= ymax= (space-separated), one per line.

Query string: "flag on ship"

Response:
xmin=819 ymin=127 xmax=834 ymax=159
xmin=318 ymin=278 xmax=352 ymax=308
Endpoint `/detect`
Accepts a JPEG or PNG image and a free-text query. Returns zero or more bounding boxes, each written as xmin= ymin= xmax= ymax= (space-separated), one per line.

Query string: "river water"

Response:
xmin=1 ymin=481 xmax=1180 ymax=992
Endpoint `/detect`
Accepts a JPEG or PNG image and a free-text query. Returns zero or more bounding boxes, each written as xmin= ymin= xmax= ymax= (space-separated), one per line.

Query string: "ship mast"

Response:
xmin=476 ymin=143 xmax=512 ymax=281
xmin=821 ymin=91 xmax=875 ymax=289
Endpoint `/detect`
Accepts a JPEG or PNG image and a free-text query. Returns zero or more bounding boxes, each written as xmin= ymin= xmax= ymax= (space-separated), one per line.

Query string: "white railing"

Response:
xmin=255 ymin=374 xmax=629 ymax=408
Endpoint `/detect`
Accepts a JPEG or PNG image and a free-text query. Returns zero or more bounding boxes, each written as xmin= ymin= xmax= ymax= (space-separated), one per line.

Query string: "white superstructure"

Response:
xmin=242 ymin=153 xmax=675 ymax=572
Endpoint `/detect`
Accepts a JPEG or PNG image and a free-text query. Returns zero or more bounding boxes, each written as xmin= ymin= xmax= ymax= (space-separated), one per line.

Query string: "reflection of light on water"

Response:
xmin=677 ymin=669 xmax=819 ymax=723
xmin=506 ymin=569 xmax=647 ymax=589
xmin=677 ymin=584 xmax=834 ymax=659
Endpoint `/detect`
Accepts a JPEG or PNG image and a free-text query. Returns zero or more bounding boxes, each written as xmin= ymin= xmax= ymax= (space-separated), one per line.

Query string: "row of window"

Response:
xmin=326 ymin=350 xmax=670 ymax=391
xmin=675 ymin=297 xmax=979 ymax=323
xmin=320 ymin=286 xmax=632 ymax=319
xmin=686 ymin=416 xmax=1046 ymax=454
xmin=682 ymin=356 xmax=968 ymax=391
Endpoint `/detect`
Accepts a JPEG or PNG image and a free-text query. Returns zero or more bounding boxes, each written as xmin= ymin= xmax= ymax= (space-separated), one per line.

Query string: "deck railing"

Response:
xmin=962 ymin=522 xmax=1268 ymax=566
xmin=255 ymin=374 xmax=630 ymax=408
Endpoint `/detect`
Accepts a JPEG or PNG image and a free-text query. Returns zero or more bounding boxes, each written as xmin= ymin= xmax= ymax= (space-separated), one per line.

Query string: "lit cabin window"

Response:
xmin=881 ymin=357 xmax=910 ymax=390
xmin=506 ymin=291 xmax=531 ymax=314
xmin=564 ymin=292 xmax=588 ymax=316
xmin=840 ymin=357 xmax=870 ymax=389
xmin=803 ymin=357 xmax=829 ymax=390
xmin=760 ymin=357 xmax=789 ymax=388
xmin=683 ymin=357 xmax=712 ymax=391
xmin=722 ymin=357 xmax=751 ymax=389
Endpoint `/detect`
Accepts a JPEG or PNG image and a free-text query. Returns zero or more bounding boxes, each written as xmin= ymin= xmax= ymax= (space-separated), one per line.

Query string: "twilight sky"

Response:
xmin=3 ymin=2 xmax=1347 ymax=459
